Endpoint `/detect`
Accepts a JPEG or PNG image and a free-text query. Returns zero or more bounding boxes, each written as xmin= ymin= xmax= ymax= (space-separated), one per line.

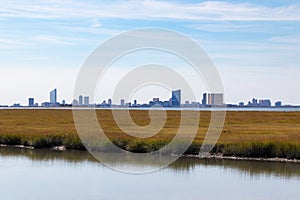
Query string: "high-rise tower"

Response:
xmin=50 ymin=89 xmax=57 ymax=103
xmin=171 ymin=89 xmax=181 ymax=107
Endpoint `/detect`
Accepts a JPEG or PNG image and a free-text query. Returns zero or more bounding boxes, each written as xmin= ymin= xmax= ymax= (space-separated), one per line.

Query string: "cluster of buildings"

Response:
xmin=40 ymin=89 xmax=60 ymax=107
xmin=71 ymin=89 xmax=224 ymax=108
xmin=229 ymin=98 xmax=283 ymax=108
xmin=21 ymin=89 xmax=63 ymax=107
xmin=72 ymin=95 xmax=90 ymax=106
xmin=5 ymin=88 xmax=63 ymax=108
xmin=2 ymin=88 xmax=295 ymax=108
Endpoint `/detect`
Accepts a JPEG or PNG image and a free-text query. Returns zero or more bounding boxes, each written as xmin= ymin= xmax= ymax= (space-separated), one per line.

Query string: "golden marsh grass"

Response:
xmin=0 ymin=109 xmax=299 ymax=158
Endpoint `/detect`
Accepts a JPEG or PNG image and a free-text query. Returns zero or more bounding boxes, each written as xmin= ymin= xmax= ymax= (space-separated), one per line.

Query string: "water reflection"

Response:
xmin=170 ymin=157 xmax=300 ymax=178
xmin=0 ymin=147 xmax=299 ymax=178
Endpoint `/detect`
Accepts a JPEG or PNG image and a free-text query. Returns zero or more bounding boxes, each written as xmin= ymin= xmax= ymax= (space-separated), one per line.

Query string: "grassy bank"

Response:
xmin=0 ymin=109 xmax=300 ymax=159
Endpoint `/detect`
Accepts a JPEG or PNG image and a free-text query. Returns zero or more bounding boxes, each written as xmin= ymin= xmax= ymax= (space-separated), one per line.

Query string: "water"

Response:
xmin=0 ymin=148 xmax=299 ymax=200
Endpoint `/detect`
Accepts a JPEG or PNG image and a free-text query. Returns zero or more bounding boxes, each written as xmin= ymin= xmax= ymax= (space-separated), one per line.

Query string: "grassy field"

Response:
xmin=0 ymin=109 xmax=300 ymax=159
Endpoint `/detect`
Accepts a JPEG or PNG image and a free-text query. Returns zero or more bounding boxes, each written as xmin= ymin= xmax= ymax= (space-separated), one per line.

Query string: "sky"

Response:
xmin=0 ymin=0 xmax=300 ymax=105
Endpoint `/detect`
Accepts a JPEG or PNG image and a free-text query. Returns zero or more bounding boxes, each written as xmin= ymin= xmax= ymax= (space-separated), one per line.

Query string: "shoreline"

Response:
xmin=186 ymin=154 xmax=300 ymax=163
xmin=1 ymin=144 xmax=299 ymax=164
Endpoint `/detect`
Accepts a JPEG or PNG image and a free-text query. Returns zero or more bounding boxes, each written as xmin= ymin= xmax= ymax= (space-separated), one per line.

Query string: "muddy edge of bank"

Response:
xmin=1 ymin=144 xmax=299 ymax=164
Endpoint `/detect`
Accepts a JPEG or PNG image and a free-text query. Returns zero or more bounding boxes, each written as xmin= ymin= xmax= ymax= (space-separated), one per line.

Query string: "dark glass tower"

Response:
xmin=171 ymin=89 xmax=181 ymax=107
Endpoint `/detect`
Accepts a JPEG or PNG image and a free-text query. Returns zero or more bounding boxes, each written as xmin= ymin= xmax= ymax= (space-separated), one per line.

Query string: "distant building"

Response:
xmin=239 ymin=102 xmax=245 ymax=107
xmin=28 ymin=98 xmax=34 ymax=107
xmin=12 ymin=103 xmax=21 ymax=107
xmin=182 ymin=100 xmax=199 ymax=108
xmin=50 ymin=89 xmax=57 ymax=103
xmin=125 ymin=102 xmax=131 ymax=107
xmin=162 ymin=101 xmax=170 ymax=107
xmin=41 ymin=102 xmax=51 ymax=107
xmin=191 ymin=102 xmax=200 ymax=107
xmin=79 ymin=95 xmax=83 ymax=106
xmin=275 ymin=101 xmax=282 ymax=107
xmin=202 ymin=93 xmax=207 ymax=106
xmin=150 ymin=99 xmax=162 ymax=107
xmin=207 ymin=93 xmax=224 ymax=106
xmin=120 ymin=99 xmax=125 ymax=107
xmin=252 ymin=98 xmax=258 ymax=106
xmin=72 ymin=99 xmax=79 ymax=106
xmin=153 ymin=97 xmax=159 ymax=103
xmin=259 ymin=99 xmax=271 ymax=107
xmin=108 ymin=98 xmax=112 ymax=105
xmin=133 ymin=99 xmax=137 ymax=105
xmin=41 ymin=88 xmax=59 ymax=107
xmin=62 ymin=100 xmax=66 ymax=105
xmin=83 ymin=96 xmax=89 ymax=106
xmin=265 ymin=100 xmax=272 ymax=107
xmin=171 ymin=89 xmax=181 ymax=107
xmin=140 ymin=103 xmax=150 ymax=108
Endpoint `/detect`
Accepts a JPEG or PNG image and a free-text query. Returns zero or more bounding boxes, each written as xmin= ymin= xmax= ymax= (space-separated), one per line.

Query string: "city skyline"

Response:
xmin=1 ymin=88 xmax=296 ymax=108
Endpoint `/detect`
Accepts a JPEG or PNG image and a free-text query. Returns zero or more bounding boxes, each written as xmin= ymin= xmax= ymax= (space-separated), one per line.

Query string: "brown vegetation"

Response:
xmin=0 ymin=109 xmax=299 ymax=158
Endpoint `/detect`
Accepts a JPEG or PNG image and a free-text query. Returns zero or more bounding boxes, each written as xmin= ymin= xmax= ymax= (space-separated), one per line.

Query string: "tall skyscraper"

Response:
xmin=202 ymin=93 xmax=207 ymax=106
xmin=78 ymin=95 xmax=83 ymax=105
xmin=28 ymin=98 xmax=34 ymax=107
xmin=50 ymin=89 xmax=57 ymax=103
xmin=83 ymin=96 xmax=89 ymax=106
xmin=207 ymin=93 xmax=224 ymax=106
xmin=120 ymin=99 xmax=125 ymax=107
xmin=171 ymin=89 xmax=181 ymax=107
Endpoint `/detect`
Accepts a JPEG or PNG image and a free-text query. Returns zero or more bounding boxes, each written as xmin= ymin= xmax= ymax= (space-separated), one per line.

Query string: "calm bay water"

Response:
xmin=0 ymin=148 xmax=299 ymax=200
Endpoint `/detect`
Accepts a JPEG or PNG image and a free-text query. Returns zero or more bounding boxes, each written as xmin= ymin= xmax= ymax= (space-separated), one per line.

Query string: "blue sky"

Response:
xmin=0 ymin=0 xmax=300 ymax=105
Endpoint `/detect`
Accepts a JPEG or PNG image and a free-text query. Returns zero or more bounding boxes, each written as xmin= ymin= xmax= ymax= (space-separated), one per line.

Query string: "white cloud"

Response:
xmin=31 ymin=35 xmax=98 ymax=46
xmin=270 ymin=35 xmax=300 ymax=44
xmin=89 ymin=19 xmax=102 ymax=28
xmin=187 ymin=23 xmax=252 ymax=33
xmin=0 ymin=0 xmax=300 ymax=21
xmin=0 ymin=38 xmax=31 ymax=49
xmin=33 ymin=35 xmax=74 ymax=45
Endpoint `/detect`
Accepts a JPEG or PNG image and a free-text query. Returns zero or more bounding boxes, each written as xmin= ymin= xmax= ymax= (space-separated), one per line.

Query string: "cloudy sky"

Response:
xmin=1 ymin=0 xmax=300 ymax=105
